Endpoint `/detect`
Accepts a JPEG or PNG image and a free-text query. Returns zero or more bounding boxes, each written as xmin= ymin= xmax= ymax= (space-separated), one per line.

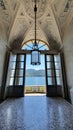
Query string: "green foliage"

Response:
xmin=25 ymin=86 xmax=45 ymax=93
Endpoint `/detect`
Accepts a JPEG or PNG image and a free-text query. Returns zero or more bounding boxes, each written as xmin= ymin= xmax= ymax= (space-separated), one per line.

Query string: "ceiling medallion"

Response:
xmin=24 ymin=0 xmax=46 ymax=18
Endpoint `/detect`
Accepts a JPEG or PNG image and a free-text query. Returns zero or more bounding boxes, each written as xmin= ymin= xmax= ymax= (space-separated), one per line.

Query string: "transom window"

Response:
xmin=22 ymin=40 xmax=49 ymax=50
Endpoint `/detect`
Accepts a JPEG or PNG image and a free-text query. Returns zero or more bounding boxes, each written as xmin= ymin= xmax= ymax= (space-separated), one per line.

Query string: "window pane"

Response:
xmin=56 ymin=77 xmax=61 ymax=85
xmin=56 ymin=70 xmax=61 ymax=77
xmin=17 ymin=55 xmax=24 ymax=61
xmin=47 ymin=69 xmax=54 ymax=77
xmin=17 ymin=62 xmax=24 ymax=69
xmin=10 ymin=55 xmax=16 ymax=62
xmin=48 ymin=77 xmax=55 ymax=85
xmin=47 ymin=62 xmax=54 ymax=69
xmin=23 ymin=43 xmax=33 ymax=50
xmin=23 ymin=46 xmax=32 ymax=50
xmin=54 ymin=55 xmax=59 ymax=62
xmin=55 ymin=62 xmax=60 ymax=69
xmin=9 ymin=78 xmax=14 ymax=85
xmin=10 ymin=70 xmax=15 ymax=77
xmin=46 ymin=55 xmax=53 ymax=61
xmin=38 ymin=43 xmax=44 ymax=48
xmin=15 ymin=78 xmax=23 ymax=85
xmin=16 ymin=69 xmax=24 ymax=77
xmin=10 ymin=62 xmax=16 ymax=69
xmin=39 ymin=45 xmax=48 ymax=50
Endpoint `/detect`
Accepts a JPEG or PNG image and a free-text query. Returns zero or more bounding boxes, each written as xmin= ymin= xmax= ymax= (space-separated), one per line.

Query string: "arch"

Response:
xmin=21 ymin=39 xmax=49 ymax=51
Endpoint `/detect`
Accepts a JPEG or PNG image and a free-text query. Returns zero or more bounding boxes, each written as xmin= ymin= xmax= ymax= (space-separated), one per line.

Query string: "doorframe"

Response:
xmin=45 ymin=54 xmax=63 ymax=97
xmin=5 ymin=49 xmax=69 ymax=99
xmin=24 ymin=53 xmax=47 ymax=95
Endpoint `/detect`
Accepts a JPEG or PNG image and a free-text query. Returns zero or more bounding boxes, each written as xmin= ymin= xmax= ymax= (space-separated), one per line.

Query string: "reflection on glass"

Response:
xmin=56 ymin=77 xmax=61 ymax=85
xmin=10 ymin=70 xmax=15 ymax=77
xmin=47 ymin=69 xmax=54 ymax=77
xmin=16 ymin=69 xmax=23 ymax=77
xmin=48 ymin=77 xmax=55 ymax=85
xmin=46 ymin=55 xmax=50 ymax=61
xmin=10 ymin=62 xmax=16 ymax=69
xmin=54 ymin=55 xmax=59 ymax=62
xmin=15 ymin=78 xmax=23 ymax=85
xmin=10 ymin=55 xmax=16 ymax=62
xmin=17 ymin=62 xmax=24 ymax=69
xmin=55 ymin=62 xmax=60 ymax=69
xmin=9 ymin=78 xmax=14 ymax=85
xmin=17 ymin=55 xmax=24 ymax=61
xmin=46 ymin=55 xmax=53 ymax=62
xmin=56 ymin=70 xmax=60 ymax=77
xmin=47 ymin=62 xmax=54 ymax=69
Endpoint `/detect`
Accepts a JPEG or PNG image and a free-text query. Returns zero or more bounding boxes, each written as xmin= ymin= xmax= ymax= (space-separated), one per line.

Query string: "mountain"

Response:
xmin=26 ymin=69 xmax=45 ymax=77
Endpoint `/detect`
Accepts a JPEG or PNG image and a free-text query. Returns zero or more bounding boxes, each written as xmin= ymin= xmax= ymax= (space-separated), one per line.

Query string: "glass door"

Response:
xmin=6 ymin=53 xmax=26 ymax=97
xmin=45 ymin=54 xmax=62 ymax=97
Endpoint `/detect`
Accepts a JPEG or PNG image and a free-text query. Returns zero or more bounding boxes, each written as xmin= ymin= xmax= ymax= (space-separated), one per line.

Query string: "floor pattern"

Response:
xmin=0 ymin=96 xmax=73 ymax=130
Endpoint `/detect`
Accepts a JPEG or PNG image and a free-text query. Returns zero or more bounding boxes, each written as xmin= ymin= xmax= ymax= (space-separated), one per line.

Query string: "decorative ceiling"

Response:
xmin=24 ymin=0 xmax=46 ymax=18
xmin=0 ymin=0 xmax=73 ymax=50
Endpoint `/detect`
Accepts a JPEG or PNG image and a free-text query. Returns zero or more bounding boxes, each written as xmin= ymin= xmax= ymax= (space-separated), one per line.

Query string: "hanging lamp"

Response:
xmin=31 ymin=0 xmax=41 ymax=65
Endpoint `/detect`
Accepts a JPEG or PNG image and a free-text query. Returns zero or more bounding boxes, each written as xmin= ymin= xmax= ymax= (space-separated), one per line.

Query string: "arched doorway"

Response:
xmin=25 ymin=54 xmax=46 ymax=95
xmin=5 ymin=40 xmax=63 ymax=97
xmin=22 ymin=40 xmax=49 ymax=95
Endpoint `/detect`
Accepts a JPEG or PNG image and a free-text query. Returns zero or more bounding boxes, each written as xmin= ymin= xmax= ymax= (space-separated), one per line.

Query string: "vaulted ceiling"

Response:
xmin=0 ymin=0 xmax=73 ymax=50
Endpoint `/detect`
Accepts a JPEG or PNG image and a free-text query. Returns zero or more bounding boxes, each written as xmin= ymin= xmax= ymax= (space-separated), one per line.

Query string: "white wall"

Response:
xmin=63 ymin=20 xmax=73 ymax=103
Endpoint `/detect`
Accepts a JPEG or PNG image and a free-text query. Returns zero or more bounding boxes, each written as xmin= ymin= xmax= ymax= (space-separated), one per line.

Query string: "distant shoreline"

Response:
xmin=25 ymin=77 xmax=46 ymax=86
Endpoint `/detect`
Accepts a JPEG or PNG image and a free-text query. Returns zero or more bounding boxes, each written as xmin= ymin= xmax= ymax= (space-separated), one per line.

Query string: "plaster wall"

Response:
xmin=0 ymin=25 xmax=7 ymax=95
xmin=63 ymin=21 xmax=73 ymax=103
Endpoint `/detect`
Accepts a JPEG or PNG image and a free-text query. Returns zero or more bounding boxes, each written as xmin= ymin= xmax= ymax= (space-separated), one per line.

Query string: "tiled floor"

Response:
xmin=0 ymin=95 xmax=73 ymax=130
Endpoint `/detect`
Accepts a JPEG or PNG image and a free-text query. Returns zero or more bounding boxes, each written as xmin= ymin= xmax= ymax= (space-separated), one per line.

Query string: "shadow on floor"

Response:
xmin=0 ymin=99 xmax=4 ymax=104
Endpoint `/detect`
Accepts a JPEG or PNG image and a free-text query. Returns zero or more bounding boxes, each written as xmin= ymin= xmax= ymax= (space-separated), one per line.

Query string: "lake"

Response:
xmin=25 ymin=77 xmax=46 ymax=86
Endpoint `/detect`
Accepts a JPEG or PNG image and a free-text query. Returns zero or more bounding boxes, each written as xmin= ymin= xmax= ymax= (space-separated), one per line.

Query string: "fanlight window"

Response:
xmin=22 ymin=40 xmax=49 ymax=51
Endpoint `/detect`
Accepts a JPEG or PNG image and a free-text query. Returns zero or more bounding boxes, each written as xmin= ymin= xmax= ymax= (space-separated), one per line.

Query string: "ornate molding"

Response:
xmin=24 ymin=0 xmax=46 ymax=18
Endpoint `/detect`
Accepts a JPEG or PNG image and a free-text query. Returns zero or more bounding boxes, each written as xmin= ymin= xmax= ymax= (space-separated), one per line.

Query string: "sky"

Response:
xmin=26 ymin=54 xmax=45 ymax=70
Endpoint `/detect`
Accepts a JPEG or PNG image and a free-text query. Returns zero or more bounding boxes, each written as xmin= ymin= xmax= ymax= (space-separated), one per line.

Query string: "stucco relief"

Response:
xmin=24 ymin=0 xmax=46 ymax=18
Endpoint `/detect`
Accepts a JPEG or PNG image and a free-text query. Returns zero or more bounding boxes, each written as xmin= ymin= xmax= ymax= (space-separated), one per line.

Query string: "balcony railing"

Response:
xmin=25 ymin=86 xmax=46 ymax=93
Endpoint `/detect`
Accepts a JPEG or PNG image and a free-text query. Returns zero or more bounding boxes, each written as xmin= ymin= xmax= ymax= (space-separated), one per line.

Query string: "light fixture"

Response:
xmin=31 ymin=0 xmax=41 ymax=65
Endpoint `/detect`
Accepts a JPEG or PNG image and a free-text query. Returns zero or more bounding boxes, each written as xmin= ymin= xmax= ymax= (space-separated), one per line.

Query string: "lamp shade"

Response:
xmin=31 ymin=48 xmax=41 ymax=65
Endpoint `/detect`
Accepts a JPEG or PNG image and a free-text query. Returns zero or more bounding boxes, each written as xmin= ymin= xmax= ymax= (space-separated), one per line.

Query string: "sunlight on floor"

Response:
xmin=25 ymin=93 xmax=46 ymax=96
xmin=0 ymin=96 xmax=73 ymax=130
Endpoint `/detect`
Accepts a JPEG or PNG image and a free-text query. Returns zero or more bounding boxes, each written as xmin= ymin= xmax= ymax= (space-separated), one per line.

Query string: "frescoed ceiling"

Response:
xmin=0 ymin=0 xmax=73 ymax=50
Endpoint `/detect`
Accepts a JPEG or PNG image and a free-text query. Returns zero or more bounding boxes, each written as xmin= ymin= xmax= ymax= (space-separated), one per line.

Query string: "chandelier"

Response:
xmin=31 ymin=0 xmax=41 ymax=65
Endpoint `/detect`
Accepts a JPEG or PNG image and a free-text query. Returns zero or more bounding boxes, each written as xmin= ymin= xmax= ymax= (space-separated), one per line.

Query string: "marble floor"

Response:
xmin=0 ymin=95 xmax=73 ymax=130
